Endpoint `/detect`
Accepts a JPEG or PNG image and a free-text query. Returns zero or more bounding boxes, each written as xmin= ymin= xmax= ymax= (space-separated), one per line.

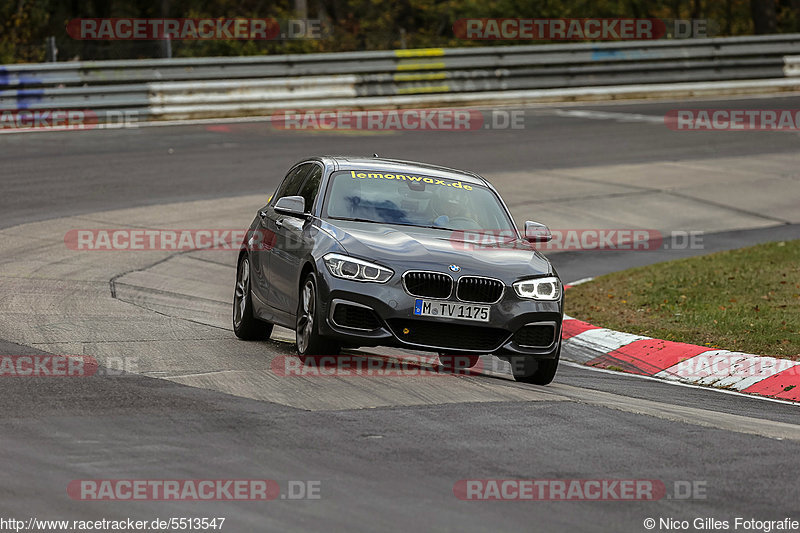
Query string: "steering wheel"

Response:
xmin=446 ymin=217 xmax=479 ymax=229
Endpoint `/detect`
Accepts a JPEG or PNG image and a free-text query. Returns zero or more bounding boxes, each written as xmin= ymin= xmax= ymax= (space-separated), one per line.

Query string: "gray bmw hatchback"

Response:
xmin=233 ymin=156 xmax=563 ymax=384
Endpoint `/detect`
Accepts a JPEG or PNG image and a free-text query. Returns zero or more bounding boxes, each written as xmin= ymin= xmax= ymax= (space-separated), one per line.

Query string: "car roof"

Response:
xmin=317 ymin=156 xmax=490 ymax=187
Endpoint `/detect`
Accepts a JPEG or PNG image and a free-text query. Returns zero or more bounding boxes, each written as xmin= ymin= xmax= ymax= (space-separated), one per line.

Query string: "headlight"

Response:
xmin=513 ymin=276 xmax=561 ymax=300
xmin=323 ymin=253 xmax=393 ymax=283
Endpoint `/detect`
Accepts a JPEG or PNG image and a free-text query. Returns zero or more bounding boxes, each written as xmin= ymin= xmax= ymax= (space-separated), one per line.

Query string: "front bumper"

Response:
xmin=315 ymin=266 xmax=563 ymax=359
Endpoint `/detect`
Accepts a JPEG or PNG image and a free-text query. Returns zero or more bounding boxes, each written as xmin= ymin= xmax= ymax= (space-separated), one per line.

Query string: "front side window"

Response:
xmin=297 ymin=165 xmax=323 ymax=213
xmin=273 ymin=163 xmax=312 ymax=203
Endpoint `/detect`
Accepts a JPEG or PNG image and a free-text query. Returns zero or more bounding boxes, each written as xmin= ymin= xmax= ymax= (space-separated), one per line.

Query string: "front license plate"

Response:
xmin=413 ymin=299 xmax=490 ymax=322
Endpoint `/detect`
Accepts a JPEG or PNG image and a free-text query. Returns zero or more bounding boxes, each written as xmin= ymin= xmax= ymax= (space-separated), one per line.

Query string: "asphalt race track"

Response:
xmin=1 ymin=96 xmax=799 ymax=531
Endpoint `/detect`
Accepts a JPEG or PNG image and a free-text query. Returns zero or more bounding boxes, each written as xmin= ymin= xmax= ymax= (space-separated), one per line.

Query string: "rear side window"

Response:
xmin=297 ymin=165 xmax=323 ymax=213
xmin=273 ymin=163 xmax=312 ymax=203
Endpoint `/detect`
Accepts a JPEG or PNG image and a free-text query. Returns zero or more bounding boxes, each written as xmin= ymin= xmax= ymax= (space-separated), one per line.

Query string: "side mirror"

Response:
xmin=274 ymin=195 xmax=307 ymax=218
xmin=524 ymin=221 xmax=552 ymax=243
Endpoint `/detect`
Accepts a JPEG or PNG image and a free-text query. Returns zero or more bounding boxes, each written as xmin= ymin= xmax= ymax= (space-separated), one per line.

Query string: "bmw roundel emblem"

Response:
xmin=449 ymin=264 xmax=461 ymax=272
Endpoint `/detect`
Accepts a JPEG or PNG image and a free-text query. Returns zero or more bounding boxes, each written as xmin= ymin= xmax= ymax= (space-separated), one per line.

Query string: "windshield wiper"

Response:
xmin=330 ymin=218 xmax=461 ymax=232
xmin=329 ymin=217 xmax=379 ymax=223
xmin=387 ymin=222 xmax=454 ymax=231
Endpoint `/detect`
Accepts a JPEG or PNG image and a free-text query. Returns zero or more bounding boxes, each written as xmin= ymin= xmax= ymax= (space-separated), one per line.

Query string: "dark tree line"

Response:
xmin=0 ymin=0 xmax=796 ymax=63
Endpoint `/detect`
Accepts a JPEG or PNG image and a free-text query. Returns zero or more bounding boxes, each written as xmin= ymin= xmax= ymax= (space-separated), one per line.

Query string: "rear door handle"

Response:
xmin=274 ymin=219 xmax=284 ymax=229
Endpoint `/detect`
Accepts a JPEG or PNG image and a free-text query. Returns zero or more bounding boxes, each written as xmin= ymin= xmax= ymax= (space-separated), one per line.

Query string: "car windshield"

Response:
xmin=324 ymin=170 xmax=516 ymax=232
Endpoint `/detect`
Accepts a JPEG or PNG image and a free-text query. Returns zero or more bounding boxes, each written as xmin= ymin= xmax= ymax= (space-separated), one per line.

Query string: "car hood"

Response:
xmin=320 ymin=220 xmax=553 ymax=281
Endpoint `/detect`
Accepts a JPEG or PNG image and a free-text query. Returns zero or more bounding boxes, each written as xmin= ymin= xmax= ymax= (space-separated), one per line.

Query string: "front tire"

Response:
xmin=296 ymin=272 xmax=340 ymax=361
xmin=510 ymin=343 xmax=560 ymax=385
xmin=233 ymin=253 xmax=274 ymax=340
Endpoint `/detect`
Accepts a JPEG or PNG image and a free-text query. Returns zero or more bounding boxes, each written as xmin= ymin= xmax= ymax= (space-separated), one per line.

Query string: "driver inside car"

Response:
xmin=431 ymin=187 xmax=476 ymax=229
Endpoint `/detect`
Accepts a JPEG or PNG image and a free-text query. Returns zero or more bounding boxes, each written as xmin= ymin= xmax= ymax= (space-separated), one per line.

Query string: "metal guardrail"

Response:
xmin=784 ymin=55 xmax=800 ymax=77
xmin=1 ymin=33 xmax=799 ymax=122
